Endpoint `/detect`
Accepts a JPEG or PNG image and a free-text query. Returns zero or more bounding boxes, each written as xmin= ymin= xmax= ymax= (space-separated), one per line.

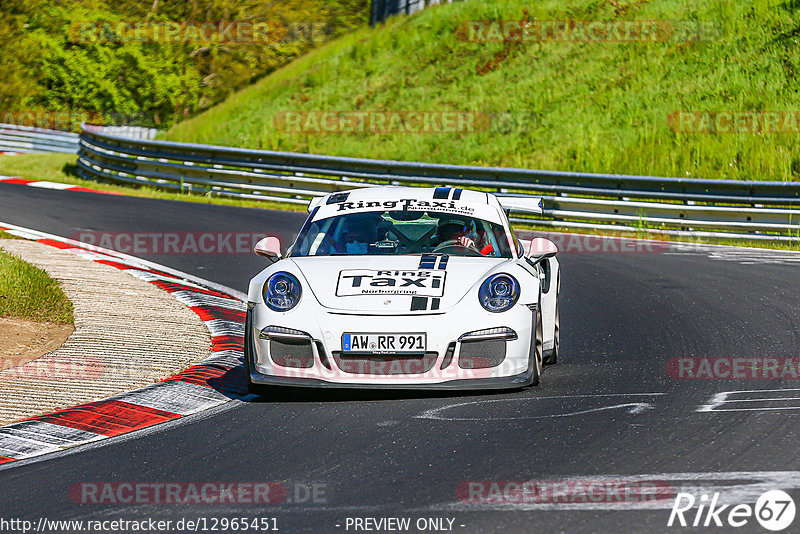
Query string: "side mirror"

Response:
xmin=254 ymin=237 xmax=282 ymax=263
xmin=527 ymin=238 xmax=558 ymax=262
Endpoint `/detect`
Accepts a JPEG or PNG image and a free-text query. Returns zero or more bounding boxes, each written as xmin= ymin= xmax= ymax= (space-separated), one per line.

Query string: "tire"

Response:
xmin=543 ymin=285 xmax=560 ymax=366
xmin=529 ymin=298 xmax=544 ymax=386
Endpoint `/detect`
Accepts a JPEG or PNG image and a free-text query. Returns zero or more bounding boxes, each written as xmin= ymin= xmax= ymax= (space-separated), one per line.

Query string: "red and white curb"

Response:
xmin=0 ymin=222 xmax=249 ymax=466
xmin=0 ymin=175 xmax=120 ymax=195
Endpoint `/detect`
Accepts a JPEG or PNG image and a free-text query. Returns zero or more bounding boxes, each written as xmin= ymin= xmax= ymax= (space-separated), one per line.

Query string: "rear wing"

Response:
xmin=497 ymin=195 xmax=544 ymax=215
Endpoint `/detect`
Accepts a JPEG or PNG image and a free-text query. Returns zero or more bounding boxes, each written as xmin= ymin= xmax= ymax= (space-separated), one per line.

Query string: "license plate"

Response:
xmin=342 ymin=333 xmax=427 ymax=354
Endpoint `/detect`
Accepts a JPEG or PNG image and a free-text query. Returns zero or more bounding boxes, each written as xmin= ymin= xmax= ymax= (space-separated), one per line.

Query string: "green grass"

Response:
xmin=0 ymin=248 xmax=74 ymax=324
xmin=161 ymin=0 xmax=800 ymax=182
xmin=0 ymin=231 xmax=23 ymax=240
xmin=0 ymin=153 xmax=306 ymax=212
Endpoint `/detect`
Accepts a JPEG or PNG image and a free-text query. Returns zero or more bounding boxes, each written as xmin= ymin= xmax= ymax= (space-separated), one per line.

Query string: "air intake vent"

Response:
xmin=270 ymin=338 xmax=314 ymax=368
xmin=458 ymin=339 xmax=507 ymax=369
xmin=332 ymin=352 xmax=437 ymax=375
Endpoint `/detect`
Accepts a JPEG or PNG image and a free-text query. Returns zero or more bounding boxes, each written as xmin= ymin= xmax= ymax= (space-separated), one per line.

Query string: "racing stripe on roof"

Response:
xmin=437 ymin=255 xmax=449 ymax=270
xmin=433 ymin=187 xmax=451 ymax=199
xmin=431 ymin=298 xmax=441 ymax=311
xmin=451 ymin=188 xmax=463 ymax=200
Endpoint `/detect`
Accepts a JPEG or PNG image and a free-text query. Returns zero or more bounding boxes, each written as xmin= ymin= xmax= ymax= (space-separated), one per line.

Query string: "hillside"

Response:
xmin=161 ymin=0 xmax=800 ymax=181
xmin=0 ymin=0 xmax=367 ymax=129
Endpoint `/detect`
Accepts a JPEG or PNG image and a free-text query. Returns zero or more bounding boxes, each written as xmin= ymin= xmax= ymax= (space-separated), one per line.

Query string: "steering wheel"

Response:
xmin=432 ymin=239 xmax=483 ymax=256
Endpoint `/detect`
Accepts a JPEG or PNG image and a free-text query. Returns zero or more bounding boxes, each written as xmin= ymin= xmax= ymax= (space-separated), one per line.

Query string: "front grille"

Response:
xmin=332 ymin=352 xmax=438 ymax=375
xmin=458 ymin=339 xmax=507 ymax=369
xmin=269 ymin=338 xmax=314 ymax=368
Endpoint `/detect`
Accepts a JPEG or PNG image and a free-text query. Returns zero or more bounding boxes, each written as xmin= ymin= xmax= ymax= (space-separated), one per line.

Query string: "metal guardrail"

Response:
xmin=89 ymin=126 xmax=158 ymax=141
xmin=0 ymin=124 xmax=80 ymax=154
xmin=77 ymin=125 xmax=800 ymax=242
xmin=0 ymin=123 xmax=157 ymax=154
xmin=370 ymin=0 xmax=456 ymax=26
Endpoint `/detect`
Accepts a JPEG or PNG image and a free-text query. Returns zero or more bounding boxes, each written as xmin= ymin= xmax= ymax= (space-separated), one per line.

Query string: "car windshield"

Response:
xmin=289 ymin=210 xmax=514 ymax=258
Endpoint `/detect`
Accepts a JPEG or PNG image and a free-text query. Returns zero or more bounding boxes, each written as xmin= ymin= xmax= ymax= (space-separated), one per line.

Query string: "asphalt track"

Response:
xmin=2 ymin=182 xmax=800 ymax=533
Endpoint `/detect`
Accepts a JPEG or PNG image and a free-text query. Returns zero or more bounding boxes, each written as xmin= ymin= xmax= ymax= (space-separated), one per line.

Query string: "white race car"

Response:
xmin=245 ymin=186 xmax=560 ymax=390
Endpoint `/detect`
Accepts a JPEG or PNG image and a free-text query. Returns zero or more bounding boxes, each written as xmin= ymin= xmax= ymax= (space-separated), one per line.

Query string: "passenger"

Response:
xmin=341 ymin=215 xmax=379 ymax=254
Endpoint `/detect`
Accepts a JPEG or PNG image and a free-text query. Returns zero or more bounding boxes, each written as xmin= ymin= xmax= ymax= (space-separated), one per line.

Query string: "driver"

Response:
xmin=435 ymin=218 xmax=493 ymax=255
xmin=436 ymin=217 xmax=476 ymax=249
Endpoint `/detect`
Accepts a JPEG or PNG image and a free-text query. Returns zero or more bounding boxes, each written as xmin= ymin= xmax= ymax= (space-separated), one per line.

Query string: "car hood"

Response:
xmin=290 ymin=255 xmax=507 ymax=314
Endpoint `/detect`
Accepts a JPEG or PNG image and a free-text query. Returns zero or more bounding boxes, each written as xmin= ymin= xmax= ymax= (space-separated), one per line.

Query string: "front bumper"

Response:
xmin=245 ymin=302 xmax=537 ymax=390
xmin=247 ymin=367 xmax=535 ymax=390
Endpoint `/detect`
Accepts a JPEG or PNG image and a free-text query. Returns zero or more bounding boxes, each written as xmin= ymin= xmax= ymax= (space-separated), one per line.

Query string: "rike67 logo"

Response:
xmin=668 ymin=490 xmax=796 ymax=531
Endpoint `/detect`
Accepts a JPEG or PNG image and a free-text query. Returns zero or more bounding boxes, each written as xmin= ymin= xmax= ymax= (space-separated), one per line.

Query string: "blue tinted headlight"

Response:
xmin=479 ymin=273 xmax=520 ymax=312
xmin=263 ymin=272 xmax=302 ymax=312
